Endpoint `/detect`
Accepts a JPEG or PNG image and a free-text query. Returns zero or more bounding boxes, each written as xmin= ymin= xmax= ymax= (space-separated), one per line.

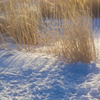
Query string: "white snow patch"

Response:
xmin=0 ymin=48 xmax=100 ymax=100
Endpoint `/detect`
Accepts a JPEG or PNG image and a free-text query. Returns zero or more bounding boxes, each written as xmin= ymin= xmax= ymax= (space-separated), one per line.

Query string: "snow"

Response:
xmin=0 ymin=47 xmax=100 ymax=100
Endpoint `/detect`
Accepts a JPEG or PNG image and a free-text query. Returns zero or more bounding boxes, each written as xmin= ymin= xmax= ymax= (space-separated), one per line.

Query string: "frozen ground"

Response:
xmin=0 ymin=47 xmax=100 ymax=100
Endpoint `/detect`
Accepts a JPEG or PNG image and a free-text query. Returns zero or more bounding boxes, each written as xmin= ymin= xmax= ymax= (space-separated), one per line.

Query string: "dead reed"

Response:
xmin=40 ymin=0 xmax=100 ymax=19
xmin=0 ymin=0 xmax=97 ymax=63
xmin=38 ymin=16 xmax=96 ymax=64
xmin=38 ymin=0 xmax=97 ymax=63
xmin=0 ymin=0 xmax=41 ymax=50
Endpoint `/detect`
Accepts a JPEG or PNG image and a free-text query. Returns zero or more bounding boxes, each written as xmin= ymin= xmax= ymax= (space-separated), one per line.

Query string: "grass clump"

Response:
xmin=38 ymin=0 xmax=97 ymax=63
xmin=39 ymin=16 xmax=96 ymax=64
xmin=0 ymin=0 xmax=97 ymax=64
xmin=39 ymin=0 xmax=100 ymax=19
xmin=0 ymin=0 xmax=41 ymax=50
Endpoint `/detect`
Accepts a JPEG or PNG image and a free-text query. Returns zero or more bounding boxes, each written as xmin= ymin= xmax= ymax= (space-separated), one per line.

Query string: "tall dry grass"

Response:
xmin=40 ymin=0 xmax=100 ymax=19
xmin=0 ymin=0 xmax=41 ymax=50
xmin=38 ymin=0 xmax=97 ymax=63
xmin=38 ymin=16 xmax=96 ymax=64
xmin=0 ymin=0 xmax=97 ymax=63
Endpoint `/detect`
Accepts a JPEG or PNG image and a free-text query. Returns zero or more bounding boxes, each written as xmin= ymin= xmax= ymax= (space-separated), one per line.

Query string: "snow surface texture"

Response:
xmin=0 ymin=49 xmax=100 ymax=100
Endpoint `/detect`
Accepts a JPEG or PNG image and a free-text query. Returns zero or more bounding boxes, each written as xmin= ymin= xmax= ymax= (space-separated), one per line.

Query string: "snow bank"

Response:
xmin=0 ymin=49 xmax=100 ymax=100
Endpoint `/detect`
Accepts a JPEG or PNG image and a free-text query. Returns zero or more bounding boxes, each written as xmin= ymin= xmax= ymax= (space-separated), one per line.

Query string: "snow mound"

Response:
xmin=0 ymin=49 xmax=100 ymax=100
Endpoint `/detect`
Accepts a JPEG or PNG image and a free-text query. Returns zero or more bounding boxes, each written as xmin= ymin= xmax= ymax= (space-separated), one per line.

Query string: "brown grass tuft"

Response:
xmin=0 ymin=0 xmax=97 ymax=63
xmin=39 ymin=0 xmax=100 ymax=19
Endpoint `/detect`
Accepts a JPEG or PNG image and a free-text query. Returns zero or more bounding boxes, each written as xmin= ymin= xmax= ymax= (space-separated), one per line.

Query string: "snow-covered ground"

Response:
xmin=0 ymin=47 xmax=100 ymax=100
xmin=0 ymin=18 xmax=100 ymax=100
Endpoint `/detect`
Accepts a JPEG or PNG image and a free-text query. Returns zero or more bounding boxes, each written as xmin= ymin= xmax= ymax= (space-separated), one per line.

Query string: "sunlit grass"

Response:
xmin=0 ymin=0 xmax=97 ymax=63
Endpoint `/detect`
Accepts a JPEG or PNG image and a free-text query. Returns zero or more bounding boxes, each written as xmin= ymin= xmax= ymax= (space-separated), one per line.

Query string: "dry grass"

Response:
xmin=39 ymin=0 xmax=100 ymax=19
xmin=39 ymin=0 xmax=66 ymax=19
xmin=38 ymin=16 xmax=96 ymax=64
xmin=75 ymin=0 xmax=100 ymax=18
xmin=0 ymin=0 xmax=41 ymax=49
xmin=0 ymin=0 xmax=97 ymax=63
